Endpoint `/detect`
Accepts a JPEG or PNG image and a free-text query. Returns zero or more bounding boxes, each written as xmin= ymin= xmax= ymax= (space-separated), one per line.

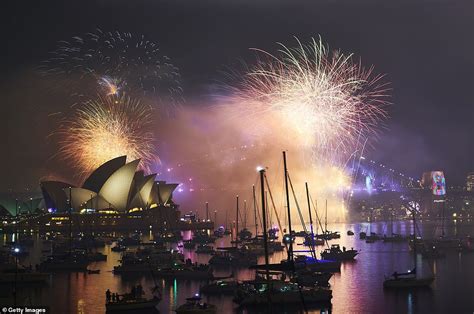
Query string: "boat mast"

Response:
xmin=253 ymin=185 xmax=258 ymax=237
xmin=236 ymin=195 xmax=239 ymax=243
xmin=325 ymin=199 xmax=328 ymax=234
xmin=265 ymin=191 xmax=269 ymax=232
xmin=283 ymin=151 xmax=294 ymax=263
xmin=305 ymin=183 xmax=314 ymax=238
xmin=225 ymin=210 xmax=228 ymax=231
xmin=315 ymin=200 xmax=319 ymax=235
xmin=69 ymin=186 xmax=73 ymax=256
xmin=412 ymin=203 xmax=417 ymax=275
xmin=205 ymin=202 xmax=209 ymax=222
xmin=259 ymin=169 xmax=270 ymax=281
xmin=306 ymin=182 xmax=317 ymax=259
xmin=243 ymin=200 xmax=247 ymax=230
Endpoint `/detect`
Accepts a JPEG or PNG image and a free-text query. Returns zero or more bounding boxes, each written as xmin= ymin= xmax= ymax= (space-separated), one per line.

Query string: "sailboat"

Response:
xmin=39 ymin=187 xmax=89 ymax=272
xmin=383 ymin=207 xmax=407 ymax=243
xmin=365 ymin=209 xmax=381 ymax=243
xmin=238 ymin=200 xmax=253 ymax=241
xmin=315 ymin=200 xmax=340 ymax=240
xmin=250 ymin=152 xmax=340 ymax=273
xmin=383 ymin=199 xmax=434 ymax=288
xmin=235 ymin=159 xmax=332 ymax=308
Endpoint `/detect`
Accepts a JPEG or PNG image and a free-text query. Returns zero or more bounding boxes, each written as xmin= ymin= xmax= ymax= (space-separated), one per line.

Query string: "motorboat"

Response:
xmin=200 ymin=280 xmax=239 ymax=295
xmin=175 ymin=296 xmax=216 ymax=314
xmin=320 ymin=244 xmax=358 ymax=261
xmin=195 ymin=245 xmax=215 ymax=254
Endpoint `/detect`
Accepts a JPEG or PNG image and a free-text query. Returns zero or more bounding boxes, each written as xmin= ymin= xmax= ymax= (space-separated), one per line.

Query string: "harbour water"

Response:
xmin=1 ymin=220 xmax=473 ymax=313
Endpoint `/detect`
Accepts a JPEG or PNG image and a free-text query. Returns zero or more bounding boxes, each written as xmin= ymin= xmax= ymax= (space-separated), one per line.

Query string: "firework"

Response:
xmin=40 ymin=29 xmax=183 ymax=107
xmin=59 ymin=95 xmax=155 ymax=177
xmin=222 ymin=37 xmax=389 ymax=166
xmin=98 ymin=75 xmax=121 ymax=96
xmin=212 ymin=37 xmax=390 ymax=221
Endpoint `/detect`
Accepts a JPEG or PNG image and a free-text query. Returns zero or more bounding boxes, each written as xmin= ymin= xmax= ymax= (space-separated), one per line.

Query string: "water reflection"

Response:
xmin=0 ymin=220 xmax=473 ymax=313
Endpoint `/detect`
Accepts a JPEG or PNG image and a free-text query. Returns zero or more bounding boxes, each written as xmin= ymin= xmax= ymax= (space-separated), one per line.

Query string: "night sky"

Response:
xmin=1 ymin=0 xmax=473 ymax=193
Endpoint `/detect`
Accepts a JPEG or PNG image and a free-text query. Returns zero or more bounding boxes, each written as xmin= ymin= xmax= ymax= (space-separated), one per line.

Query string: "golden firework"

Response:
xmin=59 ymin=95 xmax=155 ymax=177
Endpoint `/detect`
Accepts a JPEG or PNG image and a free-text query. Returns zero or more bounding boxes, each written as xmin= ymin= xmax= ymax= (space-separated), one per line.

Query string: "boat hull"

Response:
xmin=106 ymin=299 xmax=159 ymax=312
xmin=383 ymin=277 xmax=434 ymax=288
xmin=236 ymin=290 xmax=332 ymax=306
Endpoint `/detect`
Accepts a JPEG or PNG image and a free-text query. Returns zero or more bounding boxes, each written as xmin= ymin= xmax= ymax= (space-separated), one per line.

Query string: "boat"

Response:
xmin=294 ymin=230 xmax=308 ymax=237
xmin=282 ymin=233 xmax=295 ymax=244
xmin=154 ymin=263 xmax=213 ymax=280
xmin=208 ymin=250 xmax=235 ymax=266
xmin=383 ymin=233 xmax=408 ymax=243
xmin=118 ymin=234 xmax=141 ymax=246
xmin=383 ymin=269 xmax=434 ymax=288
xmin=113 ymin=253 xmax=155 ymax=274
xmin=111 ymin=245 xmax=127 ymax=252
xmin=268 ymin=240 xmax=284 ymax=252
xmin=39 ymin=252 xmax=89 ymax=272
xmin=195 ymin=245 xmax=214 ymax=254
xmin=213 ymin=226 xmax=225 ymax=238
xmin=155 ymin=232 xmax=182 ymax=243
xmin=86 ymin=251 xmax=107 ymax=262
xmin=366 ymin=232 xmax=382 ymax=243
xmin=234 ymin=279 xmax=332 ymax=306
xmin=87 ymin=269 xmax=100 ymax=274
xmin=313 ymin=201 xmax=340 ymax=241
xmin=183 ymin=240 xmax=196 ymax=249
xmin=238 ymin=228 xmax=253 ymax=241
xmin=303 ymin=234 xmax=325 ymax=246
xmin=293 ymin=255 xmax=341 ymax=273
xmin=320 ymin=244 xmax=358 ymax=261
xmin=74 ymin=235 xmax=106 ymax=249
xmin=347 ymin=230 xmax=354 ymax=236
xmin=175 ymin=296 xmax=216 ymax=314
xmin=242 ymin=155 xmax=333 ymax=308
xmin=316 ymin=231 xmax=341 ymax=240
xmin=106 ymin=296 xmax=160 ymax=312
xmin=383 ymin=199 xmax=435 ymax=289
xmin=382 ymin=209 xmax=408 ymax=242
xmin=294 ymin=270 xmax=332 ymax=287
xmin=200 ymin=280 xmax=239 ymax=295
xmin=268 ymin=227 xmax=279 ymax=240
xmin=193 ymin=231 xmax=215 ymax=244
xmin=209 ymin=248 xmax=257 ymax=266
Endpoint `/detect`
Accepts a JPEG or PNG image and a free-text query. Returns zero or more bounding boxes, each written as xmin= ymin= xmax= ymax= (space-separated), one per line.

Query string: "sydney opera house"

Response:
xmin=3 ymin=156 xmax=192 ymax=232
xmin=41 ymin=156 xmax=178 ymax=214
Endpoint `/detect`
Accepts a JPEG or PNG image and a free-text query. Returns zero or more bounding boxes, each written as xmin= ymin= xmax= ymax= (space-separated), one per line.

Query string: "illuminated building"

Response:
xmin=12 ymin=156 xmax=190 ymax=232
xmin=40 ymin=156 xmax=178 ymax=213
xmin=420 ymin=171 xmax=446 ymax=215
xmin=467 ymin=173 xmax=474 ymax=192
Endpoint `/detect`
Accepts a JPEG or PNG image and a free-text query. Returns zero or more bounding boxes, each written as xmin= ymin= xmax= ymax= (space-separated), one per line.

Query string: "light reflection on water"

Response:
xmin=0 ymin=220 xmax=473 ymax=313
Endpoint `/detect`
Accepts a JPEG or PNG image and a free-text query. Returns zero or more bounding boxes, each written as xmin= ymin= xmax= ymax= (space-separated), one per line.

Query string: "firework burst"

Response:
xmin=40 ymin=29 xmax=183 ymax=108
xmin=222 ymin=37 xmax=389 ymax=166
xmin=59 ymin=95 xmax=155 ymax=177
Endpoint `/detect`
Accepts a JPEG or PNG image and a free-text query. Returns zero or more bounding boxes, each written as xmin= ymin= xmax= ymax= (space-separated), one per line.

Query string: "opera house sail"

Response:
xmin=14 ymin=156 xmax=182 ymax=232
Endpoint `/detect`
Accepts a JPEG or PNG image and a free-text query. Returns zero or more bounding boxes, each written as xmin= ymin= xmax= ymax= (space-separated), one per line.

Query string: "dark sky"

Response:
xmin=1 ymin=0 xmax=473 ymax=193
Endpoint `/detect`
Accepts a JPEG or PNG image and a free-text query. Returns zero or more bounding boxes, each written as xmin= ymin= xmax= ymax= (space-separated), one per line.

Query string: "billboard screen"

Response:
xmin=431 ymin=171 xmax=446 ymax=196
